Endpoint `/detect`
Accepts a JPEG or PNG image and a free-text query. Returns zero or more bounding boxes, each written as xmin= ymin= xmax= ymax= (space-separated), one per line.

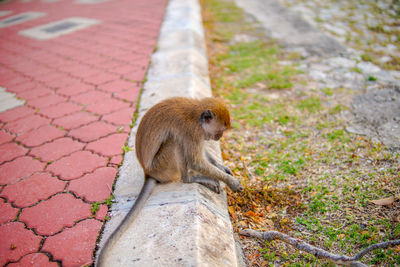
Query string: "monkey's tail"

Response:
xmin=96 ymin=177 xmax=157 ymax=267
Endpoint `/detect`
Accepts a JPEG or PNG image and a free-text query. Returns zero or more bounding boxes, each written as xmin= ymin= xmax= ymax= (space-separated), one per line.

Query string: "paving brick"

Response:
xmin=4 ymin=81 xmax=41 ymax=94
xmin=129 ymin=56 xmax=151 ymax=70
xmin=42 ymin=219 xmax=102 ymax=267
xmin=108 ymin=63 xmax=143 ymax=76
xmin=19 ymin=66 xmax=51 ymax=81
xmin=37 ymin=72 xmax=70 ymax=86
xmin=34 ymin=71 xmax=64 ymax=84
xmin=16 ymin=125 xmax=66 ymax=147
xmin=67 ymin=65 xmax=102 ymax=79
xmin=113 ymin=88 xmax=140 ymax=103
xmin=47 ymin=77 xmax=85 ymax=91
xmin=0 ymin=130 xmax=14 ymax=145
xmin=98 ymin=79 xmax=139 ymax=93
xmin=84 ymin=72 xmax=119 ymax=86
xmin=0 ymin=142 xmax=28 ymax=164
xmin=110 ymin=154 xmax=123 ymax=166
xmin=0 ymin=199 xmax=19 ymax=224
xmin=68 ymin=121 xmax=119 ymax=142
xmin=86 ymin=133 xmax=127 ymax=157
xmin=27 ymin=94 xmax=67 ymax=109
xmin=30 ymin=137 xmax=85 ymax=162
xmin=1 ymin=75 xmax=32 ymax=89
xmin=69 ymin=167 xmax=117 ymax=202
xmin=0 ymin=222 xmax=42 ymax=266
xmin=85 ymin=98 xmax=130 ymax=115
xmin=52 ymin=111 xmax=99 ymax=130
xmin=70 ymin=90 xmax=110 ymax=105
xmin=102 ymin=107 xmax=134 ymax=126
xmin=95 ymin=204 xmax=108 ymax=221
xmin=0 ymin=156 xmax=45 ymax=185
xmin=17 ymin=87 xmax=53 ymax=101
xmin=7 ymin=253 xmax=58 ymax=267
xmin=1 ymin=172 xmax=66 ymax=208
xmin=97 ymin=59 xmax=127 ymax=71
xmin=19 ymin=193 xmax=91 ymax=235
xmin=56 ymin=82 xmax=94 ymax=97
xmin=38 ymin=102 xmax=82 ymax=119
xmin=123 ymin=69 xmax=147 ymax=82
xmin=4 ymin=114 xmax=51 ymax=135
xmin=0 ymin=106 xmax=33 ymax=123
xmin=47 ymin=151 xmax=107 ymax=180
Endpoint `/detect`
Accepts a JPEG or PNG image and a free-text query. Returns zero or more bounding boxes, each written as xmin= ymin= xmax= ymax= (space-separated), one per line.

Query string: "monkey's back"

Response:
xmin=135 ymin=97 xmax=202 ymax=172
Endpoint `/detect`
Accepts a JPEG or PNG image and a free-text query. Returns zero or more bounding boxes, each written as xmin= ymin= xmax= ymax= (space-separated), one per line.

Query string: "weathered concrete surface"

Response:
xmin=233 ymin=0 xmax=347 ymax=57
xmin=97 ymin=0 xmax=243 ymax=266
xmin=0 ymin=87 xmax=24 ymax=113
xmin=347 ymin=87 xmax=400 ymax=151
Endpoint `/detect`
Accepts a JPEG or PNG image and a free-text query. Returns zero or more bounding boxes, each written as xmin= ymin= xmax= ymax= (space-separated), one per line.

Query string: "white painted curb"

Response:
xmin=97 ymin=0 xmax=243 ymax=266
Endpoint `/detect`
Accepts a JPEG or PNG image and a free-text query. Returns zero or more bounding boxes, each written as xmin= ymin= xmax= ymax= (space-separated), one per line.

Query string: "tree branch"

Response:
xmin=240 ymin=229 xmax=400 ymax=266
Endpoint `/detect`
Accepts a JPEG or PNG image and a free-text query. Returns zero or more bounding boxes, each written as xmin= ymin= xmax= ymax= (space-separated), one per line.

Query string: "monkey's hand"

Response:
xmin=228 ymin=178 xmax=243 ymax=192
xmin=217 ymin=163 xmax=233 ymax=176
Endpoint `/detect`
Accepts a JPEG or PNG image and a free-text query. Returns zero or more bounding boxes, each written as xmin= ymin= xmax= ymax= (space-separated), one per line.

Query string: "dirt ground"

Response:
xmin=201 ymin=0 xmax=400 ymax=265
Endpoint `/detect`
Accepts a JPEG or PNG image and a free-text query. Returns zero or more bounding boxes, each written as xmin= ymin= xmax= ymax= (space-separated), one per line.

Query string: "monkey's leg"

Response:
xmin=205 ymin=151 xmax=233 ymax=175
xmin=184 ymin=174 xmax=221 ymax=194
xmin=149 ymin=139 xmax=182 ymax=183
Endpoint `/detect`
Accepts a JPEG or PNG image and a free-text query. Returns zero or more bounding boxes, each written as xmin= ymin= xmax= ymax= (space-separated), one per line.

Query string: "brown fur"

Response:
xmin=135 ymin=96 xmax=242 ymax=191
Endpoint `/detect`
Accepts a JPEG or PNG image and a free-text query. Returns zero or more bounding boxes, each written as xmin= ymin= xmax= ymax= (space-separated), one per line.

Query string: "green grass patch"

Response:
xmin=221 ymin=41 xmax=297 ymax=89
xmin=296 ymin=97 xmax=322 ymax=113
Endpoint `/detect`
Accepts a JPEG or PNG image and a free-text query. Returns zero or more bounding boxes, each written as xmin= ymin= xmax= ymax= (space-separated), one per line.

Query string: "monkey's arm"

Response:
xmin=205 ymin=151 xmax=233 ymax=175
xmin=190 ymin=157 xmax=242 ymax=192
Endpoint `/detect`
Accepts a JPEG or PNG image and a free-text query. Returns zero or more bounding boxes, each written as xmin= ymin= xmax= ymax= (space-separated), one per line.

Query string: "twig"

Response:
xmin=240 ymin=229 xmax=400 ymax=266
xmin=243 ymin=161 xmax=256 ymax=183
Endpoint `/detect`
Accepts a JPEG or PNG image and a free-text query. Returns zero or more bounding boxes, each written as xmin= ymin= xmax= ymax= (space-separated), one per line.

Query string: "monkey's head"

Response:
xmin=200 ymin=98 xmax=231 ymax=141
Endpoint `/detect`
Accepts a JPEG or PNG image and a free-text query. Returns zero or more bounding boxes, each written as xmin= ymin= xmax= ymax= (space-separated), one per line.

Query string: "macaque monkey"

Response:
xmin=97 ymin=97 xmax=242 ymax=266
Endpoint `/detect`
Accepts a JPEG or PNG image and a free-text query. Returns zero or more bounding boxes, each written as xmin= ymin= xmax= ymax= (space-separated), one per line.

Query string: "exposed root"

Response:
xmin=240 ymin=229 xmax=400 ymax=266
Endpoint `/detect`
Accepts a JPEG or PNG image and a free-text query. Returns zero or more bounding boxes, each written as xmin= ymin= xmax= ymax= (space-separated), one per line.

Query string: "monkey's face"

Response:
xmin=202 ymin=118 xmax=227 ymax=141
xmin=200 ymin=109 xmax=229 ymax=141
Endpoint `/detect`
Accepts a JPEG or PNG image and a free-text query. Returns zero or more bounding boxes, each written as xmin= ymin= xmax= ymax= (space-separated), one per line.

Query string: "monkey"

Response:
xmin=97 ymin=97 xmax=243 ymax=266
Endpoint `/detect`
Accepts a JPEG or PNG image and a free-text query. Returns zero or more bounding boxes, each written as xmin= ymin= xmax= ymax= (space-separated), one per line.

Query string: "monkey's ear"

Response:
xmin=200 ymin=110 xmax=215 ymax=124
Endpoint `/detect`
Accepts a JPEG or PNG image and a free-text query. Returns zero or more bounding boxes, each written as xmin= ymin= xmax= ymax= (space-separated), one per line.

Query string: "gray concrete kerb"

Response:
xmin=97 ymin=0 xmax=244 ymax=266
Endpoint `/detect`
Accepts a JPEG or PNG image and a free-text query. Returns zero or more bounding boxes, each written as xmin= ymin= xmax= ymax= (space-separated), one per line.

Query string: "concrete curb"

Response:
xmin=97 ymin=0 xmax=243 ymax=266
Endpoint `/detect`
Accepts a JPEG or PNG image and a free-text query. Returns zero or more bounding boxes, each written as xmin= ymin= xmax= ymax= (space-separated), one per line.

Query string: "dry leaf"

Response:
xmin=265 ymin=219 xmax=274 ymax=227
xmin=265 ymin=204 xmax=273 ymax=212
xmin=370 ymin=196 xmax=395 ymax=206
xmin=245 ymin=210 xmax=257 ymax=218
xmin=228 ymin=206 xmax=237 ymax=220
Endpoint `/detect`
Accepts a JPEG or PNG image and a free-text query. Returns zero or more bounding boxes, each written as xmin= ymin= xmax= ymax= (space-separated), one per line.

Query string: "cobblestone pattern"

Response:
xmin=0 ymin=0 xmax=167 ymax=265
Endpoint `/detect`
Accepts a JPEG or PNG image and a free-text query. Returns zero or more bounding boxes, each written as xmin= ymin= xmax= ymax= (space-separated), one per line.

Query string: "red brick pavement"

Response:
xmin=0 ymin=0 xmax=167 ymax=265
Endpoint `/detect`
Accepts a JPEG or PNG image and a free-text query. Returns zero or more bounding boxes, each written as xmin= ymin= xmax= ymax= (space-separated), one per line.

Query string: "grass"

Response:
xmin=201 ymin=0 xmax=400 ymax=265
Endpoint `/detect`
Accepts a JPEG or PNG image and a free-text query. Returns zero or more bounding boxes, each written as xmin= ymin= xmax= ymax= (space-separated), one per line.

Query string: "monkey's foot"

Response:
xmin=190 ymin=175 xmax=221 ymax=194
